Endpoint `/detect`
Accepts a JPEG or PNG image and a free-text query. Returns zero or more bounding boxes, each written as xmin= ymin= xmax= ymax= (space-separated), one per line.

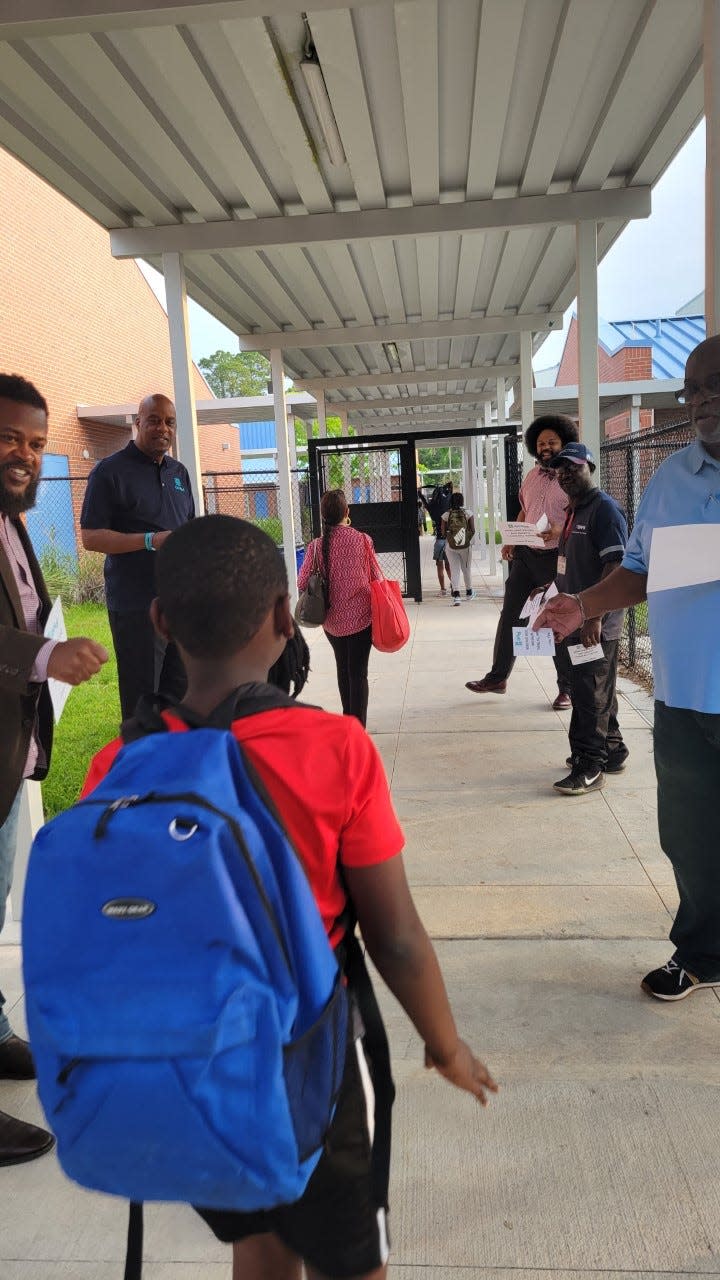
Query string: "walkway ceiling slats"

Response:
xmin=0 ymin=0 xmax=704 ymax=423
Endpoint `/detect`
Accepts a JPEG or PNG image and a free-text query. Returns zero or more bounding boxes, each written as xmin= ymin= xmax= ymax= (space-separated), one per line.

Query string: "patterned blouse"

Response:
xmin=298 ymin=525 xmax=379 ymax=637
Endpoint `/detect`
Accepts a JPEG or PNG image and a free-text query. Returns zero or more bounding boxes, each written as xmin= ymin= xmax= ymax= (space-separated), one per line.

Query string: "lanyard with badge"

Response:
xmin=556 ymin=508 xmax=574 ymax=576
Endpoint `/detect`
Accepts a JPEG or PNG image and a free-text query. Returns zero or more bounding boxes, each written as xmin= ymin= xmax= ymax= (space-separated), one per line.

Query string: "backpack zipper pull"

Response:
xmin=94 ymin=796 xmax=142 ymax=838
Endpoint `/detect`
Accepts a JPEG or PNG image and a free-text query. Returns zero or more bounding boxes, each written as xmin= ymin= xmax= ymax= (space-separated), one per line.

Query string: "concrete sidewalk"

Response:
xmin=1 ymin=536 xmax=719 ymax=1278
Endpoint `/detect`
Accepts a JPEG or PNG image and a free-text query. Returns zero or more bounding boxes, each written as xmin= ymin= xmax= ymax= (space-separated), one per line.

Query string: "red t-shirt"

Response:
xmin=81 ymin=705 xmax=405 ymax=946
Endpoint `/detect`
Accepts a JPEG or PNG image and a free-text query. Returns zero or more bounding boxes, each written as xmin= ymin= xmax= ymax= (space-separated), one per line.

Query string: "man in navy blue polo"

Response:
xmin=81 ymin=394 xmax=195 ymax=720
xmin=545 ymin=442 xmax=628 ymax=798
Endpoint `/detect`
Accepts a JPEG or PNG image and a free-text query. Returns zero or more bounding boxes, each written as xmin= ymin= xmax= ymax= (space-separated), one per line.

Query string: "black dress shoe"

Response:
xmin=0 ymin=1109 xmax=55 ymax=1166
xmin=0 ymin=1035 xmax=36 ymax=1080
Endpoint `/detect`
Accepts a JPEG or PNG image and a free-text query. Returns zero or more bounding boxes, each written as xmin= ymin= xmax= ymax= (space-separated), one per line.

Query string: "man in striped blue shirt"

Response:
xmin=537 ymin=335 xmax=720 ymax=1002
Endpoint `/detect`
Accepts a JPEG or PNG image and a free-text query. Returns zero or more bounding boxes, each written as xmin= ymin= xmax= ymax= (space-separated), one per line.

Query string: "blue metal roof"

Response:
xmin=597 ymin=315 xmax=706 ymax=380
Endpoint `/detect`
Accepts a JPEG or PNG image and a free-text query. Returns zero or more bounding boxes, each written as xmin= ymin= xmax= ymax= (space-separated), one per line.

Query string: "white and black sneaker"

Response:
xmin=641 ymin=957 xmax=720 ymax=1001
xmin=553 ymin=767 xmax=605 ymax=796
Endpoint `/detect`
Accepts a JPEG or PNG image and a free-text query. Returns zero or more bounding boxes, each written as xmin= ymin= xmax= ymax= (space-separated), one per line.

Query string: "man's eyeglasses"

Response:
xmin=675 ymin=373 xmax=720 ymax=405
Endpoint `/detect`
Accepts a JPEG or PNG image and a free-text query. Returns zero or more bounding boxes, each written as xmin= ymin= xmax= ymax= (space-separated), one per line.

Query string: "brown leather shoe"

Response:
xmin=552 ymin=691 xmax=572 ymax=710
xmin=0 ymin=1110 xmax=55 ymax=1166
xmin=465 ymin=677 xmax=507 ymax=694
xmin=0 ymin=1035 xmax=36 ymax=1080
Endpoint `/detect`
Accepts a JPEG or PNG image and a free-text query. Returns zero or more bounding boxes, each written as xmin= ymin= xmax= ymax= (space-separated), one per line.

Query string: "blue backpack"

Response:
xmin=22 ymin=693 xmax=348 ymax=1261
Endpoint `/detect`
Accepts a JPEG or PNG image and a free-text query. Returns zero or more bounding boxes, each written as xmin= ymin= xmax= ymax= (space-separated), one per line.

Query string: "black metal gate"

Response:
xmin=308 ymin=427 xmax=522 ymax=602
xmin=308 ymin=436 xmax=421 ymax=598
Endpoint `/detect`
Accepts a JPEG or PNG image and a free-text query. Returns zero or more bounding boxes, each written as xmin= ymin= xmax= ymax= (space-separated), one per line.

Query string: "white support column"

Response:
xmin=495 ymin=376 xmax=509 ymax=578
xmin=706 ymin=0 xmax=720 ymax=334
xmin=520 ymin=330 xmax=534 ymax=472
xmin=485 ymin=434 xmax=497 ymax=576
xmin=162 ymin=252 xmax=204 ymax=514
xmin=496 ymin=377 xmax=507 ymax=431
xmin=473 ymin=428 xmax=485 ymax=563
xmin=630 ymin=393 xmax=641 ymax=435
xmin=480 ymin=405 xmax=492 ymax=564
xmin=461 ymin=440 xmax=470 ymax=504
xmin=575 ymin=221 xmax=600 ymax=460
xmin=316 ymin=390 xmax=328 ymax=438
xmin=497 ymin=436 xmax=508 ymax=523
xmin=270 ymin=348 xmax=298 ymax=599
xmin=287 ymin=413 xmax=298 ymax=468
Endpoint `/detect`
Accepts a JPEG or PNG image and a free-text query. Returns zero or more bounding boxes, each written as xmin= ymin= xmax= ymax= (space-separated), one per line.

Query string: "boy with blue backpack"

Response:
xmin=23 ymin=515 xmax=496 ymax=1280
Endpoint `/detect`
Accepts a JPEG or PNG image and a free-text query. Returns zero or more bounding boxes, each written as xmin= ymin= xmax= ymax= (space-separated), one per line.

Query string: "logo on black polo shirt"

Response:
xmin=174 ymin=477 xmax=185 ymax=492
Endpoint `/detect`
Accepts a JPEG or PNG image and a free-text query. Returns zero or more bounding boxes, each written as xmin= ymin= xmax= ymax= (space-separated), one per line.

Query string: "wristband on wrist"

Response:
xmin=571 ymin=593 xmax=587 ymax=623
xmin=144 ymin=531 xmax=156 ymax=552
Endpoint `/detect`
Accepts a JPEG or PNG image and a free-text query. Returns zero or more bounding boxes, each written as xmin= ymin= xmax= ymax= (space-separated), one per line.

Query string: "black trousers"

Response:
xmin=654 ymin=701 xmax=720 ymax=981
xmin=325 ymin=625 xmax=373 ymax=727
xmin=488 ymin=546 xmax=571 ymax=693
xmin=108 ymin=608 xmax=187 ymax=722
xmin=567 ymin=637 xmax=624 ymax=770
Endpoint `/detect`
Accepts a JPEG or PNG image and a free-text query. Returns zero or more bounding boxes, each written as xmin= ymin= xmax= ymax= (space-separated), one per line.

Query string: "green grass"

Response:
xmin=41 ymin=603 xmax=121 ymax=820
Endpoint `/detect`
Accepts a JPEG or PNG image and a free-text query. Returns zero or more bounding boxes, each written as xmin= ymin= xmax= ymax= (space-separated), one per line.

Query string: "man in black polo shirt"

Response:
xmin=547 ymin=443 xmax=628 ymax=797
xmin=80 ymin=394 xmax=195 ymax=720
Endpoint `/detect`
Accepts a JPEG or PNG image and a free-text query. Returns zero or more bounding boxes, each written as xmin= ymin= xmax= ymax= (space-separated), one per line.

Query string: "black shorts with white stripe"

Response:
xmin=195 ymin=1024 xmax=394 ymax=1278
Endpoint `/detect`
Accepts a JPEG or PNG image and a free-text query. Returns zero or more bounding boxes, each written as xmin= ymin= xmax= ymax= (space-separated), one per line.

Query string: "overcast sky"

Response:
xmin=140 ymin=119 xmax=706 ymax=373
xmin=535 ymin=119 xmax=705 ymax=368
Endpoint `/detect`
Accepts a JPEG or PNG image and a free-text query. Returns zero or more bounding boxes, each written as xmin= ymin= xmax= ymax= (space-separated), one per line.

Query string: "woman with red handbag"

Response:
xmin=297 ymin=489 xmax=378 ymax=726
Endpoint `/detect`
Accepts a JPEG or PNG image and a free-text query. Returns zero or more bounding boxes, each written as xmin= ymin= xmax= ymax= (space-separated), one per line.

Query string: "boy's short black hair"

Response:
xmin=156 ymin=515 xmax=288 ymax=659
xmin=0 ymin=373 xmax=48 ymax=414
xmin=524 ymin=414 xmax=579 ymax=458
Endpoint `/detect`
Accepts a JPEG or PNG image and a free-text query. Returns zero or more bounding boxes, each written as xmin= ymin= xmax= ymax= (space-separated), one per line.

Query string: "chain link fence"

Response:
xmin=30 ymin=468 xmax=316 ymax=596
xmin=600 ymin=417 xmax=693 ymax=689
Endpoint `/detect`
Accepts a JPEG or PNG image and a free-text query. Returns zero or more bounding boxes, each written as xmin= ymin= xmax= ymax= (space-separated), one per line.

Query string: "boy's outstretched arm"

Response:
xmin=344 ymin=856 xmax=498 ymax=1106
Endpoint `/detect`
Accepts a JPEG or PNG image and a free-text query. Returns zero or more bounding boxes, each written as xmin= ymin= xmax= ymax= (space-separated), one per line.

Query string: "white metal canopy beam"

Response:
xmin=0 ymin=0 xmax=394 ymax=38
xmin=242 ymin=312 xmax=562 ymax=353
xmin=110 ymin=187 xmax=651 ymax=259
xmin=347 ymin=415 xmax=489 ymax=429
xmin=336 ymin=391 xmax=494 ymax=413
xmin=162 ymin=252 xmax=204 ymax=514
xmin=296 ymin=365 xmax=520 ymax=391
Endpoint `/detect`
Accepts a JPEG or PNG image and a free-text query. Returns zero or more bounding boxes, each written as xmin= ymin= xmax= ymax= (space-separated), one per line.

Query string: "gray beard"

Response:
xmin=695 ymin=422 xmax=720 ymax=447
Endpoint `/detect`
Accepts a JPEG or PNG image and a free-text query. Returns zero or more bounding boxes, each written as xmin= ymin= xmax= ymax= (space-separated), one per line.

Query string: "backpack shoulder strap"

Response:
xmin=121 ymin=684 xmax=317 ymax=743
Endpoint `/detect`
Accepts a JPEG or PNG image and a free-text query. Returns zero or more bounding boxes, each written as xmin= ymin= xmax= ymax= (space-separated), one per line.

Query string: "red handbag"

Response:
xmin=370 ymin=571 xmax=410 ymax=653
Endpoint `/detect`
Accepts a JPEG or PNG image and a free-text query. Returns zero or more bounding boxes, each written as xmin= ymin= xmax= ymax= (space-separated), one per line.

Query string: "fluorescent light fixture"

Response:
xmin=383 ymin=342 xmax=401 ymax=367
xmin=300 ymin=56 xmax=346 ymax=167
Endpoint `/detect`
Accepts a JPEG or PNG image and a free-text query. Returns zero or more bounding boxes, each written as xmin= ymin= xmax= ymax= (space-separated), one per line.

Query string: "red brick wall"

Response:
xmin=557 ymin=317 xmax=652 ymax=385
xmin=556 ymin=318 xmax=580 ymax=385
xmin=0 ymin=148 xmax=229 ymax=476
xmin=604 ymin=408 xmax=653 ymax=439
xmin=198 ymin=424 xmax=241 ymax=474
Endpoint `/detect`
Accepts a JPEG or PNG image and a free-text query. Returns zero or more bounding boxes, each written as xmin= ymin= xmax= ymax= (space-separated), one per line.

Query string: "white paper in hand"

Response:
xmin=512 ymin=626 xmax=556 ymax=657
xmin=567 ymin=642 xmax=604 ymax=665
xmin=647 ymin=524 xmax=720 ymax=593
xmin=519 ymin=580 xmax=558 ymax=623
xmin=499 ymin=521 xmax=546 ymax=549
xmin=44 ymin=597 xmax=72 ymax=723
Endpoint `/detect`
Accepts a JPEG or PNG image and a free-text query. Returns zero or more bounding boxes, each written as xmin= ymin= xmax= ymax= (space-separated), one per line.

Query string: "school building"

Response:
xmin=0 ymin=147 xmax=239 ymax=563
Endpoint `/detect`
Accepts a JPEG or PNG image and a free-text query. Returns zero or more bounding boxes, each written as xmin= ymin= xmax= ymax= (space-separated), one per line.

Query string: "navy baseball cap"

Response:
xmin=547 ymin=442 xmax=595 ymax=468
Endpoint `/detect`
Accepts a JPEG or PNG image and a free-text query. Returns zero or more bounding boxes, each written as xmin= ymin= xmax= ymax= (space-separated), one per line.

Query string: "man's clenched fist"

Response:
xmin=47 ymin=638 xmax=108 ymax=686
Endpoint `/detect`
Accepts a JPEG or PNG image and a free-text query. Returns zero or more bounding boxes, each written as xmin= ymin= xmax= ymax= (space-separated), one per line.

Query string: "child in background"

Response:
xmin=442 ymin=491 xmax=475 ymax=605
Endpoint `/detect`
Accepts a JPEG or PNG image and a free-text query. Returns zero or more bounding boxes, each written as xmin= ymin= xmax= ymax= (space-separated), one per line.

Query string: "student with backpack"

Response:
xmin=441 ymin=492 xmax=475 ymax=605
xmin=24 ymin=515 xmax=497 ymax=1280
xmin=423 ymin=482 xmax=454 ymax=595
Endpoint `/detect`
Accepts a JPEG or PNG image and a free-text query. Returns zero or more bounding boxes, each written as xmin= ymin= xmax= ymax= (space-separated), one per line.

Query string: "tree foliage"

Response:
xmin=198 ymin=349 xmax=271 ymax=398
